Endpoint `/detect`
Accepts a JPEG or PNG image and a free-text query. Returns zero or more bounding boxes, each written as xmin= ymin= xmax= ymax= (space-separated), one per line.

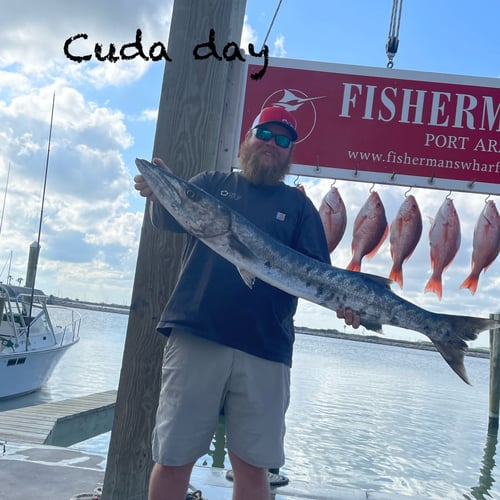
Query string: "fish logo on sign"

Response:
xmin=261 ymin=89 xmax=325 ymax=144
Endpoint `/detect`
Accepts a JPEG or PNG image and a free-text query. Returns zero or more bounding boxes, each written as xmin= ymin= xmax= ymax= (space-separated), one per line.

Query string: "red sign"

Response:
xmin=238 ymin=58 xmax=500 ymax=195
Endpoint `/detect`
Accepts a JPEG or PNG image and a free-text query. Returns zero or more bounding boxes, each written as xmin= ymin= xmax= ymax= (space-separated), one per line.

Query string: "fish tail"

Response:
xmin=388 ymin=266 xmax=403 ymax=288
xmin=431 ymin=315 xmax=499 ymax=385
xmin=346 ymin=259 xmax=361 ymax=272
xmin=460 ymin=274 xmax=478 ymax=295
xmin=424 ymin=275 xmax=442 ymax=300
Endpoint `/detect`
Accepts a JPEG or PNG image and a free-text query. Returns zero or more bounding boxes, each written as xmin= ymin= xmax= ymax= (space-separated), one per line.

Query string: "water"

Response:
xmin=1 ymin=309 xmax=498 ymax=499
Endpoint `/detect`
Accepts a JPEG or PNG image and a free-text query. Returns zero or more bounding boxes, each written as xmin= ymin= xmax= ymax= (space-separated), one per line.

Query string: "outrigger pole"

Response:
xmin=26 ymin=91 xmax=55 ymax=340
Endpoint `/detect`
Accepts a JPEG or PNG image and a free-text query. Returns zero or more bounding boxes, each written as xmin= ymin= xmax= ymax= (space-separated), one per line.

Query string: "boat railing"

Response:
xmin=48 ymin=305 xmax=82 ymax=346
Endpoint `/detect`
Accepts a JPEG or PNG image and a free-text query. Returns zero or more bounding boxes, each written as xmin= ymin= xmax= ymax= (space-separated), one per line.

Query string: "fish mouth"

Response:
xmin=135 ymin=158 xmax=183 ymax=208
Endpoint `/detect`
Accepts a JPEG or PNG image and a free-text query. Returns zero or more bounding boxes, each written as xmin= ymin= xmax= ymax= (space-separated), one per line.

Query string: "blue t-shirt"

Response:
xmin=151 ymin=171 xmax=330 ymax=367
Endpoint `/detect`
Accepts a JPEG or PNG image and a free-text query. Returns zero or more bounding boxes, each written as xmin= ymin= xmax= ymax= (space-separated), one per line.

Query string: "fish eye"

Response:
xmin=185 ymin=188 xmax=198 ymax=200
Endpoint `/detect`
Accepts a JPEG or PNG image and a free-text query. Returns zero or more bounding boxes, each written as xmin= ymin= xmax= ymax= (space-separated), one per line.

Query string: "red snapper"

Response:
xmin=424 ymin=198 xmax=461 ymax=300
xmin=319 ymin=186 xmax=347 ymax=254
xmin=347 ymin=191 xmax=388 ymax=272
xmin=460 ymin=200 xmax=500 ymax=295
xmin=388 ymin=195 xmax=423 ymax=289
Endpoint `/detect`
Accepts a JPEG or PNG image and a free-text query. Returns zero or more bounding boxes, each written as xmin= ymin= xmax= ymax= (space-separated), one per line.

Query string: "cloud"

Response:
xmin=272 ymin=35 xmax=287 ymax=58
xmin=0 ymin=0 xmax=175 ymax=302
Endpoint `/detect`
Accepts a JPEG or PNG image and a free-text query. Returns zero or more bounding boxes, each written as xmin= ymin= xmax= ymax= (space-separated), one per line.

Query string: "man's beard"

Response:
xmin=239 ymin=140 xmax=292 ymax=186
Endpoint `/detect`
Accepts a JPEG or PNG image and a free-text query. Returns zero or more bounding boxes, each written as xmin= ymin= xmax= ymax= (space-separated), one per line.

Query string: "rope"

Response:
xmin=261 ymin=0 xmax=284 ymax=51
xmin=386 ymin=0 xmax=403 ymax=68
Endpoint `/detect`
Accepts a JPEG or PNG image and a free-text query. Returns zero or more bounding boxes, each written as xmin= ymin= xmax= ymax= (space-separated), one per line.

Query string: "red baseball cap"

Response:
xmin=251 ymin=106 xmax=298 ymax=141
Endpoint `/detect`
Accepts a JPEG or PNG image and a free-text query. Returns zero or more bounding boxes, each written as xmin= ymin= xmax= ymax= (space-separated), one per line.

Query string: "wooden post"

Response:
xmin=489 ymin=313 xmax=500 ymax=432
xmin=101 ymin=1 xmax=247 ymax=498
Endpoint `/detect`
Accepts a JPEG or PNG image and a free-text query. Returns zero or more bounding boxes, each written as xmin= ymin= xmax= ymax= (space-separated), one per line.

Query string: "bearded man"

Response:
xmin=134 ymin=106 xmax=359 ymax=500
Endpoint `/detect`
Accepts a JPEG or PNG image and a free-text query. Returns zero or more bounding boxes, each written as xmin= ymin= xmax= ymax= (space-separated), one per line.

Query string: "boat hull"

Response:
xmin=0 ymin=342 xmax=77 ymax=399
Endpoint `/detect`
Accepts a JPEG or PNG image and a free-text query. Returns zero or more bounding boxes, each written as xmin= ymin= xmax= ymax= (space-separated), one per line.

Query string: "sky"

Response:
xmin=1 ymin=0 xmax=499 ymax=347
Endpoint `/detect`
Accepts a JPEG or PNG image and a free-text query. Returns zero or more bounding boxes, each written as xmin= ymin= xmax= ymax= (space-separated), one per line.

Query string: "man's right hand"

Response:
xmin=133 ymin=158 xmax=170 ymax=202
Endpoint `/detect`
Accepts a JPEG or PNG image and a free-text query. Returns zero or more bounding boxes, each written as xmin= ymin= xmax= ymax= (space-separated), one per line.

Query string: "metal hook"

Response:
xmin=369 ymin=183 xmax=375 ymax=193
xmin=293 ymin=174 xmax=300 ymax=186
xmin=331 ymin=179 xmax=337 ymax=187
xmin=390 ymin=171 xmax=397 ymax=181
xmin=445 ymin=190 xmax=452 ymax=199
xmin=404 ymin=186 xmax=412 ymax=197
xmin=314 ymin=154 xmax=321 ymax=173
xmin=485 ymin=194 xmax=491 ymax=203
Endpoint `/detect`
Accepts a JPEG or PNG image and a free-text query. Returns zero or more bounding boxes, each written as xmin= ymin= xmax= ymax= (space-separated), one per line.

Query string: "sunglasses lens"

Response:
xmin=255 ymin=128 xmax=272 ymax=141
xmin=253 ymin=127 xmax=291 ymax=148
xmin=275 ymin=135 xmax=291 ymax=148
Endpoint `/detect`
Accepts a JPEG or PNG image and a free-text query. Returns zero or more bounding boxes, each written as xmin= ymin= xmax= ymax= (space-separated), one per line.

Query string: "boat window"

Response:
xmin=6 ymin=357 xmax=27 ymax=366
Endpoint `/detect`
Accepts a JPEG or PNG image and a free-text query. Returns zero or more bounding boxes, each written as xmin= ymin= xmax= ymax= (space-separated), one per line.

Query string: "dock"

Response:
xmin=0 ymin=441 xmax=429 ymax=500
xmin=0 ymin=391 xmax=430 ymax=499
xmin=0 ymin=390 xmax=116 ymax=446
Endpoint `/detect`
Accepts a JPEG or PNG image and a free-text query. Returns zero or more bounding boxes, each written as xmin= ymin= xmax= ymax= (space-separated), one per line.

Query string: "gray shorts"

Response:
xmin=152 ymin=330 xmax=290 ymax=469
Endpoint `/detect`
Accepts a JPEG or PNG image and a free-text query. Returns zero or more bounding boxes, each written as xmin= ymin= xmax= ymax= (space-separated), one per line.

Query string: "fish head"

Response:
xmin=399 ymin=194 xmax=421 ymax=220
xmin=323 ymin=186 xmax=345 ymax=212
xmin=363 ymin=191 xmax=386 ymax=219
xmin=436 ymin=198 xmax=460 ymax=228
xmin=135 ymin=158 xmax=231 ymax=239
xmin=483 ymin=199 xmax=500 ymax=222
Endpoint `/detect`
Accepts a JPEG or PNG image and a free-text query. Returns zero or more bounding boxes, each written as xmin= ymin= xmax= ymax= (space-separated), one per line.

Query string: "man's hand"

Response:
xmin=133 ymin=158 xmax=169 ymax=202
xmin=336 ymin=307 xmax=361 ymax=329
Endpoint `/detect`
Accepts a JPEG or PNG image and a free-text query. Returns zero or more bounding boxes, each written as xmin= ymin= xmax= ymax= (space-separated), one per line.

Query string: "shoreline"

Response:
xmin=296 ymin=326 xmax=490 ymax=359
xmin=50 ymin=298 xmax=490 ymax=359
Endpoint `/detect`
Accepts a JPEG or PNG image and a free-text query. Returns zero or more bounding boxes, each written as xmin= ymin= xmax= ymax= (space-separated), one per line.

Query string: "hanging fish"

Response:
xmin=346 ymin=191 xmax=388 ymax=272
xmin=318 ymin=185 xmax=347 ymax=254
xmin=424 ymin=197 xmax=461 ymax=300
xmin=460 ymin=199 xmax=500 ymax=295
xmin=388 ymin=194 xmax=423 ymax=289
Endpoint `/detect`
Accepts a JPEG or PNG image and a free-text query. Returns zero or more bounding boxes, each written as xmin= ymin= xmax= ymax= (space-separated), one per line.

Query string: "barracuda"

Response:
xmin=136 ymin=158 xmax=500 ymax=384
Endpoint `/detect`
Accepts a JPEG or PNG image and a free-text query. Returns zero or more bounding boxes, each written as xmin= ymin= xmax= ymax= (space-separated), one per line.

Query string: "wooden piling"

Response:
xmin=489 ymin=313 xmax=500 ymax=432
xmin=101 ymin=1 xmax=247 ymax=498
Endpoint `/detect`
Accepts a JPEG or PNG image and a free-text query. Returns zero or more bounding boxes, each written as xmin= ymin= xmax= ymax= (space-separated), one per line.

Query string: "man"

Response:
xmin=134 ymin=106 xmax=359 ymax=500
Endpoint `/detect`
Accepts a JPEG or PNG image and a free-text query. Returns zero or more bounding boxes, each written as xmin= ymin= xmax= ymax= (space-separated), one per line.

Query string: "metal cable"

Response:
xmin=261 ymin=0 xmax=284 ymax=51
xmin=386 ymin=0 xmax=403 ymax=68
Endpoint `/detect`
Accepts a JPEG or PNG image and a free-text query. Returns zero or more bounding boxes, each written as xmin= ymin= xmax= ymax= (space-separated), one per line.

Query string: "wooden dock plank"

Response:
xmin=0 ymin=390 xmax=116 ymax=446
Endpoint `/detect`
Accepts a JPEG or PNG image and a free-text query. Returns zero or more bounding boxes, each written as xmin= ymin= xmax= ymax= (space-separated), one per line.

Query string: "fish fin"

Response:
xmin=226 ymin=234 xmax=259 ymax=288
xmin=346 ymin=260 xmax=361 ymax=272
xmin=432 ymin=339 xmax=470 ymax=385
xmin=238 ymin=268 xmax=256 ymax=289
xmin=460 ymin=274 xmax=478 ymax=295
xmin=388 ymin=267 xmax=403 ymax=289
xmin=365 ymin=224 xmax=388 ymax=260
xmin=424 ymin=275 xmax=442 ymax=300
xmin=429 ymin=314 xmax=499 ymax=384
xmin=360 ymin=318 xmax=384 ymax=333
xmin=228 ymin=233 xmax=257 ymax=259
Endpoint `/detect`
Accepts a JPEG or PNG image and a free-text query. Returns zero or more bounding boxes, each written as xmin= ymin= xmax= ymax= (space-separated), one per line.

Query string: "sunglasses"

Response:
xmin=252 ymin=127 xmax=292 ymax=149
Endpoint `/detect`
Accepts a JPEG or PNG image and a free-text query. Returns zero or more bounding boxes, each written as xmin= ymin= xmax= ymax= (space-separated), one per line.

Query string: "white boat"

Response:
xmin=0 ymin=283 xmax=81 ymax=399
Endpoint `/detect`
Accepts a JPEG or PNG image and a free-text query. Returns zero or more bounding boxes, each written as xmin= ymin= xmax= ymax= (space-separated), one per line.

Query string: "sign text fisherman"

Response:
xmin=240 ymin=58 xmax=500 ymax=194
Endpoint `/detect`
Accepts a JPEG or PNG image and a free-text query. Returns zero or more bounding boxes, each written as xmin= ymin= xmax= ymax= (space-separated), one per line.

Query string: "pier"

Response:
xmin=0 ymin=391 xmax=431 ymax=499
xmin=0 ymin=390 xmax=116 ymax=446
xmin=0 ymin=441 xmax=429 ymax=500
